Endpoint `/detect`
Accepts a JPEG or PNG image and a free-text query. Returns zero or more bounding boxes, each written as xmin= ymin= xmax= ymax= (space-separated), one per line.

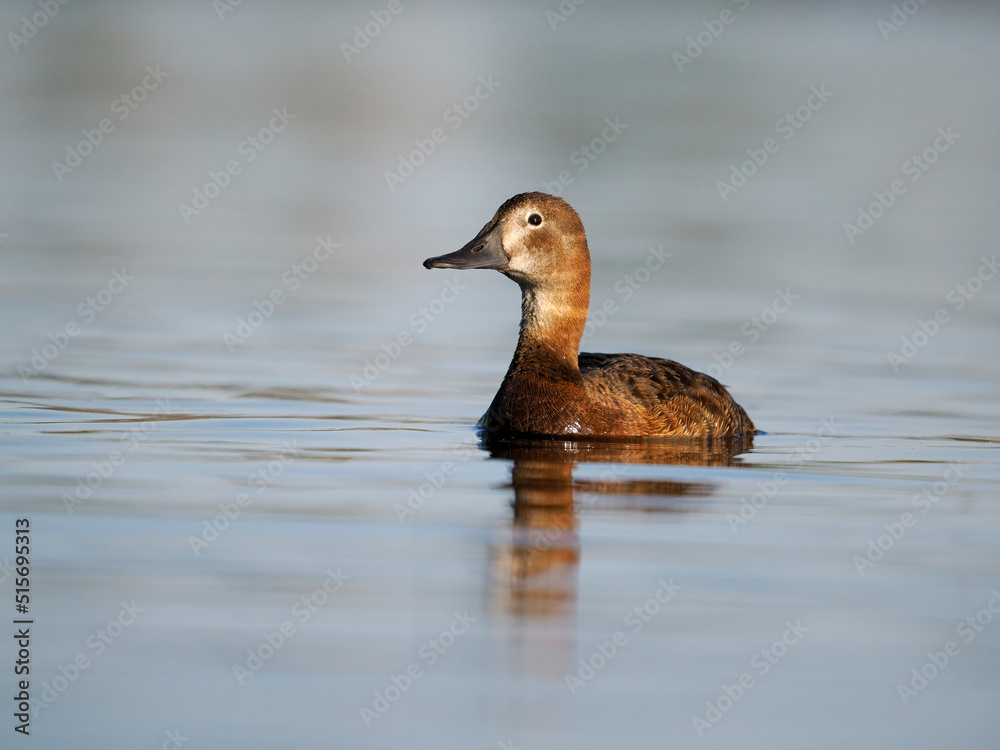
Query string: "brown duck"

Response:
xmin=423 ymin=192 xmax=755 ymax=439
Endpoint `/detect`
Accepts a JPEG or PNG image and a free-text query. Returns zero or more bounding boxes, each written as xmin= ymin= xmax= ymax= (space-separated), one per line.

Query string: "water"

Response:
xmin=1 ymin=1 xmax=999 ymax=748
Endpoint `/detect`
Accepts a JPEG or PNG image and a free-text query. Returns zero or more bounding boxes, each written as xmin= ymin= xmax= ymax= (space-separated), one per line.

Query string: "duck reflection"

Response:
xmin=488 ymin=435 xmax=753 ymax=618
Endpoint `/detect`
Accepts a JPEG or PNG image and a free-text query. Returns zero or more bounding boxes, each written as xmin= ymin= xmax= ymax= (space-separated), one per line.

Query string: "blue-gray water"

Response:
xmin=1 ymin=2 xmax=999 ymax=748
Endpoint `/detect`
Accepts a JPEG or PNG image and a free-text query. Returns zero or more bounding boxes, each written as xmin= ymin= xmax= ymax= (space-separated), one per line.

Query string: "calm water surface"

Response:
xmin=1 ymin=2 xmax=999 ymax=748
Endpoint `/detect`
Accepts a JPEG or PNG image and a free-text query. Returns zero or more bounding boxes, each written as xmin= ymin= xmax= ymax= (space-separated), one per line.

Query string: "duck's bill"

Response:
xmin=423 ymin=221 xmax=508 ymax=270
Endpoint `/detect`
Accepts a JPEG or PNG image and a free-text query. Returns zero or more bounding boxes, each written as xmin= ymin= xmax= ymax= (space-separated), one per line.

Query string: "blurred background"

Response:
xmin=1 ymin=1 xmax=999 ymax=748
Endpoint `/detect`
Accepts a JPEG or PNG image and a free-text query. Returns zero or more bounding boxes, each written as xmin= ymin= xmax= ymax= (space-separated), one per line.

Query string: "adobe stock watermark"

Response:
xmin=351 ymin=277 xmax=465 ymax=391
xmin=62 ymin=398 xmax=174 ymax=513
xmin=223 ymin=235 xmax=339 ymax=351
xmin=178 ymin=106 xmax=295 ymax=223
xmin=213 ymin=0 xmax=243 ymax=21
xmin=574 ymin=463 xmax=629 ymax=512
xmin=233 ymin=568 xmax=350 ymax=684
xmin=716 ymin=84 xmax=832 ymax=202
xmin=0 ymin=556 xmax=15 ymax=585
xmin=159 ymin=729 xmax=189 ymax=750
xmin=540 ymin=116 xmax=628 ymax=197
xmin=8 ymin=0 xmax=72 ymax=53
xmin=394 ymin=448 xmax=474 ymax=523
xmin=341 ymin=0 xmax=408 ymax=62
xmin=705 ymin=288 xmax=798 ymax=379
xmin=727 ymin=417 xmax=839 ymax=533
xmin=879 ymin=0 xmax=928 ymax=40
xmin=359 ymin=609 xmax=478 ymax=727
xmin=384 ymin=75 xmax=501 ymax=192
xmin=188 ymin=440 xmax=300 ymax=555
xmin=692 ymin=619 xmax=809 ymax=737
xmin=843 ymin=126 xmax=959 ymax=244
xmin=673 ymin=0 xmax=751 ymax=73
xmin=580 ymin=245 xmax=671 ymax=345
xmin=565 ymin=578 xmax=681 ymax=695
xmin=852 ymin=462 xmax=968 ymax=576
xmin=52 ymin=65 xmax=168 ymax=182
xmin=545 ymin=0 xmax=586 ymax=30
xmin=897 ymin=587 xmax=1000 ymax=705
xmin=886 ymin=254 xmax=997 ymax=371
xmin=18 ymin=268 xmax=135 ymax=384
xmin=514 ymin=512 xmax=577 ymax=571
xmin=28 ymin=600 xmax=143 ymax=717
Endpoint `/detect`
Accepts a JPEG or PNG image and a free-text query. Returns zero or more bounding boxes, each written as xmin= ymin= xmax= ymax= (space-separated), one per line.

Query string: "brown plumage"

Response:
xmin=423 ymin=192 xmax=756 ymax=439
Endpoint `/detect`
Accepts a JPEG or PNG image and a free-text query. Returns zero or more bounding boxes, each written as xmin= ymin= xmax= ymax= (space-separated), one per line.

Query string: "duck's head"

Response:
xmin=423 ymin=192 xmax=590 ymax=288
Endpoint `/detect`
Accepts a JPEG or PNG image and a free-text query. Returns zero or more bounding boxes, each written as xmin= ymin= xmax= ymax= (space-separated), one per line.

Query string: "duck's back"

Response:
xmin=578 ymin=352 xmax=756 ymax=437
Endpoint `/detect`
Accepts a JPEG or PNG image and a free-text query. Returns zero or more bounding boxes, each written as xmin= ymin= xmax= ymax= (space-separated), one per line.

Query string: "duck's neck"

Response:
xmin=511 ymin=273 xmax=590 ymax=374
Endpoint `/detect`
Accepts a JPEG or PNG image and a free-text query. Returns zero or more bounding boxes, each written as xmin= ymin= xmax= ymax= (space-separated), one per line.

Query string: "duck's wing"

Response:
xmin=578 ymin=352 xmax=756 ymax=437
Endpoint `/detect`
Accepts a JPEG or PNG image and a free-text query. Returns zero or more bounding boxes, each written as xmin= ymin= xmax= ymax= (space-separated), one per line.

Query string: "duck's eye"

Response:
xmin=527 ymin=213 xmax=542 ymax=226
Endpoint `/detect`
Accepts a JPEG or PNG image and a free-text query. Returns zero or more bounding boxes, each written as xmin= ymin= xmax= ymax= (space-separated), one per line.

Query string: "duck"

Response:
xmin=422 ymin=192 xmax=756 ymax=439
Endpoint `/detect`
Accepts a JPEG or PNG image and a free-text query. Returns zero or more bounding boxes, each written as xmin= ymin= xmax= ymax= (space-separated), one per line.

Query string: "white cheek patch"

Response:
xmin=502 ymin=219 xmax=537 ymax=274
